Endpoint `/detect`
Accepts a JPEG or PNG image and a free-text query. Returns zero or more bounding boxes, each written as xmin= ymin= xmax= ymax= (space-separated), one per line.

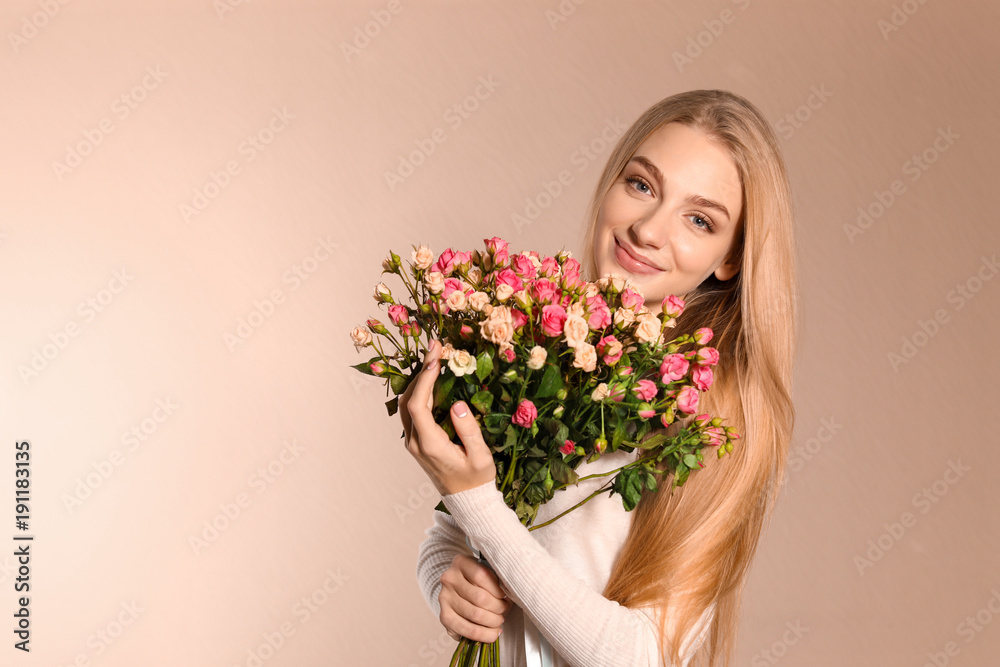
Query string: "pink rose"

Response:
xmin=662 ymin=294 xmax=685 ymax=318
xmin=512 ymin=399 xmax=538 ymax=428
xmin=432 ymin=248 xmax=457 ymax=276
xmin=441 ymin=277 xmax=464 ymax=300
xmin=608 ymin=382 xmax=626 ymax=402
xmin=705 ymin=426 xmax=726 ymax=447
xmin=453 ymin=250 xmax=473 ymax=271
xmin=659 ymin=353 xmax=690 ymax=383
xmin=632 ymin=379 xmax=657 ymax=402
xmin=459 ymin=324 xmax=474 ymax=340
xmin=638 ymin=406 xmax=656 ymax=419
xmin=501 ymin=348 xmax=516 ymax=363
xmin=620 ymin=288 xmax=644 ymax=311
xmin=494 ymin=268 xmax=523 ymax=293
xmin=596 ymin=335 xmax=623 ymax=365
xmin=511 ymin=253 xmax=538 ymax=279
xmin=696 ymin=347 xmax=720 ymax=366
xmin=691 ymin=364 xmax=714 ymax=391
xmin=540 ymin=304 xmax=568 ymax=337
xmin=531 ymin=278 xmax=560 ymax=305
xmin=511 ymin=308 xmax=528 ymax=330
xmin=585 ymin=294 xmax=612 ymax=330
xmin=387 ymin=304 xmax=409 ymax=325
xmin=693 ymin=327 xmax=714 ymax=344
xmin=676 ymin=386 xmax=699 ymax=414
xmin=540 ymin=256 xmax=561 ymax=278
xmin=561 ymin=270 xmax=583 ymax=291
xmin=560 ymin=439 xmax=575 ymax=455
xmin=484 ymin=237 xmax=509 ymax=265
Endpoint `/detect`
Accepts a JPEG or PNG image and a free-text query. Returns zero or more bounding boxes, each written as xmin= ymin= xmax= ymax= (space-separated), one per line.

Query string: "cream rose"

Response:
xmin=445 ymin=289 xmax=467 ymax=311
xmin=440 ymin=341 xmax=457 ymax=360
xmin=350 ymin=326 xmax=372 ymax=349
xmin=527 ymin=345 xmax=547 ymax=370
xmin=562 ymin=313 xmax=590 ymax=348
xmin=481 ymin=306 xmax=515 ymax=346
xmin=412 ymin=245 xmax=434 ymax=270
xmin=495 ymin=283 xmax=514 ymax=301
xmin=467 ymin=266 xmax=483 ymax=285
xmin=634 ymin=312 xmax=662 ymax=344
xmin=591 ymin=382 xmax=610 ymax=401
xmin=614 ymin=307 xmax=636 ymax=327
xmin=448 ymin=349 xmax=478 ymax=377
xmin=373 ymin=282 xmax=391 ymax=301
xmin=566 ymin=301 xmax=586 ymax=319
xmin=424 ymin=271 xmax=445 ymax=295
xmin=572 ymin=342 xmax=597 ymax=372
xmin=468 ymin=291 xmax=490 ymax=312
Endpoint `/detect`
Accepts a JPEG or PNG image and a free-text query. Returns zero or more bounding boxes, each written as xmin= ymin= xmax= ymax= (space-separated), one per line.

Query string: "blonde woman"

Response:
xmin=400 ymin=89 xmax=798 ymax=667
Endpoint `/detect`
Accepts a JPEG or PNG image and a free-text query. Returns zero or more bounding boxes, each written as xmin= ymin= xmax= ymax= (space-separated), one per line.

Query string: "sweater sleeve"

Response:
xmin=441 ymin=479 xmax=715 ymax=667
xmin=415 ymin=503 xmax=476 ymax=620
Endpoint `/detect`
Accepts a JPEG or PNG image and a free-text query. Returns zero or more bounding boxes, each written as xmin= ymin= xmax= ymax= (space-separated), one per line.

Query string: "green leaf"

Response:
xmin=499 ymin=424 xmax=518 ymax=452
xmin=470 ymin=390 xmax=494 ymax=414
xmin=550 ymin=457 xmax=579 ymax=486
xmin=683 ymin=454 xmax=698 ymax=468
xmin=536 ymin=362 xmax=564 ymax=398
xmin=433 ymin=373 xmax=455 ymax=408
xmin=643 ymin=470 xmax=658 ymax=492
xmin=385 ymin=396 xmax=399 ymax=417
xmin=476 ymin=350 xmax=494 ymax=382
xmin=484 ymin=412 xmax=511 ymax=434
xmin=389 ymin=373 xmax=408 ymax=395
xmin=611 ymin=469 xmax=645 ymax=511
xmin=349 ymin=357 xmax=382 ymax=376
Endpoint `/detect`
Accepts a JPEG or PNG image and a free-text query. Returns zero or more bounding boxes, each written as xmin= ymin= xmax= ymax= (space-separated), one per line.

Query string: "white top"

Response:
xmin=415 ymin=446 xmax=716 ymax=667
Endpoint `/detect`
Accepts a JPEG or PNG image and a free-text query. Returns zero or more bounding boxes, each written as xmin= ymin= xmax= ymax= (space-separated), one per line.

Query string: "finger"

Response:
xmin=399 ymin=341 xmax=434 ymax=439
xmin=441 ymin=608 xmax=502 ymax=645
xmin=456 ymin=556 xmax=507 ymax=603
xmin=450 ymin=586 xmax=508 ymax=627
xmin=449 ymin=400 xmax=491 ymax=465
xmin=407 ymin=339 xmax=443 ymax=438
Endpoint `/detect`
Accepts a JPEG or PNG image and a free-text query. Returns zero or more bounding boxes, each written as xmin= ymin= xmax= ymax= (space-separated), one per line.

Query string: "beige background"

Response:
xmin=2 ymin=1 xmax=997 ymax=665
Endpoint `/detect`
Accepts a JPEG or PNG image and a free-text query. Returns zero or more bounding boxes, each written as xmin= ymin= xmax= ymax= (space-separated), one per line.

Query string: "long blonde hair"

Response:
xmin=579 ymin=90 xmax=798 ymax=666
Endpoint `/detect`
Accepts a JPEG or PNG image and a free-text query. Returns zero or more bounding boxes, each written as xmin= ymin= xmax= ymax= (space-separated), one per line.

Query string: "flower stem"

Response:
xmin=527 ymin=480 xmax=614 ymax=531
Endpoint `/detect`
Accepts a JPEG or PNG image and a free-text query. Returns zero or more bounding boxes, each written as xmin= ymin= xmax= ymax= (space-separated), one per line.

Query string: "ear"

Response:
xmin=714 ymin=253 xmax=740 ymax=282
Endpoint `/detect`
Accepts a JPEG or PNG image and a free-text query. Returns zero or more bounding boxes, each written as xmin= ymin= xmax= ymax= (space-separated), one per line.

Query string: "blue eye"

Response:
xmin=690 ymin=215 xmax=714 ymax=232
xmin=626 ymin=174 xmax=716 ymax=232
xmin=625 ymin=175 xmax=651 ymax=194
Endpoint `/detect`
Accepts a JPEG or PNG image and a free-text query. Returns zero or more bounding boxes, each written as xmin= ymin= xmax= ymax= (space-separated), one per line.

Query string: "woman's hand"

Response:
xmin=398 ymin=339 xmax=497 ymax=497
xmin=439 ymin=553 xmax=513 ymax=643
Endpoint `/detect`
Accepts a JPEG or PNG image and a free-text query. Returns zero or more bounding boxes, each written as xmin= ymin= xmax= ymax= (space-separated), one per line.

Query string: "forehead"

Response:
xmin=631 ymin=122 xmax=743 ymax=213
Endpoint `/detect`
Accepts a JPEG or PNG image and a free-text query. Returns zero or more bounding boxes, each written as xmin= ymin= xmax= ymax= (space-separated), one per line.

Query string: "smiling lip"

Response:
xmin=614 ymin=237 xmax=662 ymax=274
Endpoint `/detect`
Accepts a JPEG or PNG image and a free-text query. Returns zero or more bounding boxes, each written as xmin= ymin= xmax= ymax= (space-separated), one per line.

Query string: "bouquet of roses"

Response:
xmin=349 ymin=237 xmax=738 ymax=666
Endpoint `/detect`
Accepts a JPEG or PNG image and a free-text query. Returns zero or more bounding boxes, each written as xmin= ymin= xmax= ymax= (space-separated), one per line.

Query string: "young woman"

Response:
xmin=400 ymin=89 xmax=798 ymax=667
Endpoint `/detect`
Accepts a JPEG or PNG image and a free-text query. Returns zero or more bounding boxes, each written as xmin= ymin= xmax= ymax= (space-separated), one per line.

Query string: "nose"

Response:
xmin=628 ymin=210 xmax=674 ymax=252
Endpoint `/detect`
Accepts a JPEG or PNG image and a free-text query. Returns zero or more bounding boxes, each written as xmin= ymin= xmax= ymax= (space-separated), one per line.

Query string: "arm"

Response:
xmin=415 ymin=506 xmax=475 ymax=619
xmin=442 ymin=480 xmax=715 ymax=667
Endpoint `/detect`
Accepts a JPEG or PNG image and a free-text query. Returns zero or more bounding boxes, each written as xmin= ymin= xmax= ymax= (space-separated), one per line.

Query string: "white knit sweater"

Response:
xmin=415 ymin=446 xmax=716 ymax=667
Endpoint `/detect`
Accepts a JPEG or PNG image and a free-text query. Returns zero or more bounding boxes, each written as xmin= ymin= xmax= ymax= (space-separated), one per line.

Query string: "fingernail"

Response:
xmin=453 ymin=402 xmax=468 ymax=418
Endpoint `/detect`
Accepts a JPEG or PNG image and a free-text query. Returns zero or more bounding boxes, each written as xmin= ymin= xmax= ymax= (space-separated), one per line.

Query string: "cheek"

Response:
xmin=671 ymin=238 xmax=713 ymax=273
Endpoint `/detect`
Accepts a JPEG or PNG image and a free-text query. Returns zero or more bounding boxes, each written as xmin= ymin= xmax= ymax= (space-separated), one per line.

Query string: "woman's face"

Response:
xmin=593 ymin=121 xmax=743 ymax=315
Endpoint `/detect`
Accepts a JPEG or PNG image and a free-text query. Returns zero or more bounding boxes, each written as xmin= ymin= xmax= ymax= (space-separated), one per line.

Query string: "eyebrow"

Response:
xmin=628 ymin=155 xmax=732 ymax=222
